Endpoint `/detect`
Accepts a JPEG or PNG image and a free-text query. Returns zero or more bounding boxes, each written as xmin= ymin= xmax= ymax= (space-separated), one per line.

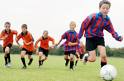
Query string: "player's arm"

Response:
xmin=0 ymin=31 xmax=8 ymax=40
xmin=105 ymin=19 xmax=123 ymax=41
xmin=56 ymin=38 xmax=62 ymax=46
xmin=78 ymin=15 xmax=93 ymax=39
xmin=15 ymin=34 xmax=22 ymax=47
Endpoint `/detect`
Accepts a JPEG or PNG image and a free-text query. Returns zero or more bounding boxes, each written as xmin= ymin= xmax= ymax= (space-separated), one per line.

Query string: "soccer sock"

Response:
xmin=80 ymin=54 xmax=84 ymax=59
xmin=7 ymin=53 xmax=11 ymax=63
xmin=70 ymin=61 xmax=74 ymax=69
xmin=41 ymin=59 xmax=44 ymax=63
xmin=21 ymin=58 xmax=26 ymax=67
xmin=75 ymin=60 xmax=78 ymax=66
xmin=101 ymin=62 xmax=107 ymax=67
xmin=28 ymin=58 xmax=33 ymax=65
xmin=65 ymin=59 xmax=69 ymax=66
xmin=4 ymin=56 xmax=8 ymax=65
xmin=39 ymin=60 xmax=42 ymax=66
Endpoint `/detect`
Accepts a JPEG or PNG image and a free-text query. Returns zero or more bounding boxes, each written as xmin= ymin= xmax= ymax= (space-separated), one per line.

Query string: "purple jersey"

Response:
xmin=61 ymin=30 xmax=78 ymax=51
xmin=78 ymin=12 xmax=121 ymax=41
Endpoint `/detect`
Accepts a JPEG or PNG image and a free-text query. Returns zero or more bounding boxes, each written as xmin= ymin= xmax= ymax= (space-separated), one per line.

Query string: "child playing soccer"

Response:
xmin=0 ymin=22 xmax=17 ymax=67
xmin=35 ymin=30 xmax=55 ymax=67
xmin=16 ymin=24 xmax=34 ymax=69
xmin=56 ymin=21 xmax=79 ymax=70
xmin=78 ymin=0 xmax=123 ymax=67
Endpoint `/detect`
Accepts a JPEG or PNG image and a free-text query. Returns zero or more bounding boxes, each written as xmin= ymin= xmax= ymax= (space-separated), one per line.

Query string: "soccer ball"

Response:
xmin=100 ymin=64 xmax=117 ymax=81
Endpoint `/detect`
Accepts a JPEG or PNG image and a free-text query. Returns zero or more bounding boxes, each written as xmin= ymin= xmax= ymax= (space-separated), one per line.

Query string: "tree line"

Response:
xmin=0 ymin=45 xmax=124 ymax=58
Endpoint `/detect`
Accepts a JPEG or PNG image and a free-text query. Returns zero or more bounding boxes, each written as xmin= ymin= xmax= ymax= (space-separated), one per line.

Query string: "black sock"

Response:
xmin=80 ymin=54 xmax=84 ymax=59
xmin=21 ymin=58 xmax=26 ymax=67
xmin=39 ymin=60 xmax=42 ymax=66
xmin=101 ymin=62 xmax=107 ymax=67
xmin=75 ymin=60 xmax=78 ymax=66
xmin=65 ymin=59 xmax=69 ymax=66
xmin=70 ymin=61 xmax=74 ymax=69
xmin=7 ymin=53 xmax=11 ymax=63
xmin=41 ymin=59 xmax=44 ymax=63
xmin=4 ymin=56 xmax=8 ymax=65
xmin=28 ymin=58 xmax=33 ymax=65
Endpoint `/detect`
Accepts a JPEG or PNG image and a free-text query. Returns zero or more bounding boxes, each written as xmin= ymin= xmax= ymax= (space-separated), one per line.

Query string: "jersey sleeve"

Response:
xmin=105 ymin=19 xmax=121 ymax=41
xmin=78 ymin=14 xmax=93 ymax=39
xmin=49 ymin=36 xmax=55 ymax=44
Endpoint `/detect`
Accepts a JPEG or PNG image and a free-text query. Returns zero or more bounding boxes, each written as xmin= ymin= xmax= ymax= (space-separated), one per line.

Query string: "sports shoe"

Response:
xmin=82 ymin=53 xmax=89 ymax=64
xmin=21 ymin=66 xmax=27 ymax=69
xmin=7 ymin=63 xmax=12 ymax=67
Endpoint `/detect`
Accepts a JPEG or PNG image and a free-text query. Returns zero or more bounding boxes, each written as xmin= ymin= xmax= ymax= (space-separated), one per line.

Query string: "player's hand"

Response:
xmin=68 ymin=42 xmax=73 ymax=46
xmin=118 ymin=36 xmax=123 ymax=41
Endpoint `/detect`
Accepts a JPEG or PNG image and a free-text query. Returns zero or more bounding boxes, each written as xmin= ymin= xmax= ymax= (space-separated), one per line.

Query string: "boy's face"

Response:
xmin=21 ymin=27 xmax=27 ymax=33
xmin=43 ymin=31 xmax=48 ymax=38
xmin=4 ymin=24 xmax=10 ymax=31
xmin=99 ymin=4 xmax=110 ymax=16
xmin=70 ymin=22 xmax=76 ymax=30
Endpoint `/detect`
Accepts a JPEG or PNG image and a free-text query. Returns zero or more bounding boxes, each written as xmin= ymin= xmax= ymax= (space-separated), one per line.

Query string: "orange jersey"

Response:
xmin=0 ymin=29 xmax=17 ymax=47
xmin=16 ymin=31 xmax=34 ymax=52
xmin=35 ymin=36 xmax=55 ymax=50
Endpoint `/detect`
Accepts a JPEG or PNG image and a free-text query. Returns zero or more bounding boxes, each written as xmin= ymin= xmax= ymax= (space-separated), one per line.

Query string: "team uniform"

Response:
xmin=61 ymin=30 xmax=78 ymax=69
xmin=78 ymin=12 xmax=122 ymax=67
xmin=16 ymin=31 xmax=34 ymax=68
xmin=79 ymin=12 xmax=122 ymax=50
xmin=0 ymin=29 xmax=17 ymax=66
xmin=35 ymin=36 xmax=55 ymax=66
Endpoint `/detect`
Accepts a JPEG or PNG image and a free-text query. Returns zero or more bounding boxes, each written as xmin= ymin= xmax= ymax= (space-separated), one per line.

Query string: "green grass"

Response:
xmin=0 ymin=54 xmax=124 ymax=81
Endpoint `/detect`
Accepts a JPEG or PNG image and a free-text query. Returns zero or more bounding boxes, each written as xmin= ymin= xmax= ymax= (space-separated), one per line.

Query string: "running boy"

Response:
xmin=78 ymin=0 xmax=123 ymax=67
xmin=16 ymin=24 xmax=34 ymax=69
xmin=56 ymin=21 xmax=79 ymax=70
xmin=0 ymin=22 xmax=17 ymax=67
xmin=35 ymin=30 xmax=55 ymax=67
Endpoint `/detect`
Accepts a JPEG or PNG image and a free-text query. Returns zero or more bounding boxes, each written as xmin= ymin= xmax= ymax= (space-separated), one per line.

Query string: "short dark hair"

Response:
xmin=21 ymin=24 xmax=27 ymax=29
xmin=5 ymin=22 xmax=11 ymax=25
xmin=99 ymin=0 xmax=111 ymax=8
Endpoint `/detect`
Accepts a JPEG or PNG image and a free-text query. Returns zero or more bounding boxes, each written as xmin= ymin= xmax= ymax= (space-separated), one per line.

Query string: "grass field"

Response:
xmin=0 ymin=54 xmax=124 ymax=81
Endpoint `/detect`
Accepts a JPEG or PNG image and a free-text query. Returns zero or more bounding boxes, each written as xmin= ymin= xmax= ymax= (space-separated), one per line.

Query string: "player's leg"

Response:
xmin=64 ymin=51 xmax=69 ymax=66
xmin=69 ymin=51 xmax=75 ymax=70
xmin=3 ymin=47 xmax=8 ymax=67
xmin=5 ymin=46 xmax=12 ymax=67
xmin=98 ymin=45 xmax=107 ymax=67
xmin=75 ymin=51 xmax=79 ymax=66
xmin=20 ymin=49 xmax=27 ymax=69
xmin=83 ymin=38 xmax=97 ymax=64
xmin=38 ymin=52 xmax=44 ymax=66
xmin=27 ymin=52 xmax=33 ymax=65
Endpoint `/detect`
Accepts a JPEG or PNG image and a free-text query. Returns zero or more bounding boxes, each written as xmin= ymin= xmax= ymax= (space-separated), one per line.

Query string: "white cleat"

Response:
xmin=82 ymin=53 xmax=89 ymax=64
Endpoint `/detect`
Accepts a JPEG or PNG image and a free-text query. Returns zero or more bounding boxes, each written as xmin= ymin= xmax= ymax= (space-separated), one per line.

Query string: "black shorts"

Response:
xmin=86 ymin=37 xmax=105 ymax=51
xmin=64 ymin=50 xmax=76 ymax=55
xmin=3 ymin=44 xmax=12 ymax=53
xmin=39 ymin=47 xmax=49 ymax=57
xmin=21 ymin=48 xmax=33 ymax=55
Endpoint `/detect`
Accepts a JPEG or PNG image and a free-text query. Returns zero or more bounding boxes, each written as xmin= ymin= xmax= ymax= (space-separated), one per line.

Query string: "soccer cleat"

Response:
xmin=21 ymin=66 xmax=27 ymax=69
xmin=70 ymin=68 xmax=74 ymax=71
xmin=7 ymin=63 xmax=12 ymax=67
xmin=82 ymin=53 xmax=89 ymax=64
